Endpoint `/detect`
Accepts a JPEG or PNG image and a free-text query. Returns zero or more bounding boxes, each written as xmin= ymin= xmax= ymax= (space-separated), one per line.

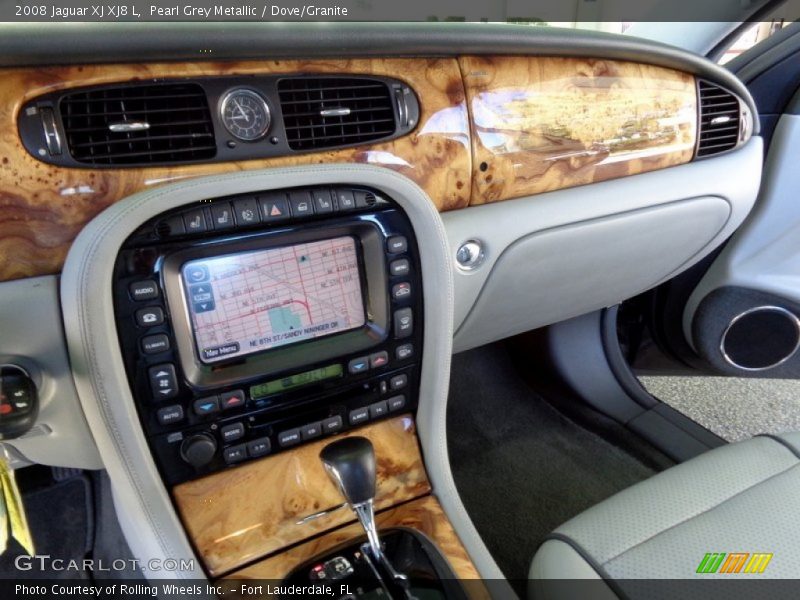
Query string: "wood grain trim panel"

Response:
xmin=0 ymin=55 xmax=702 ymax=282
xmin=173 ymin=415 xmax=431 ymax=577
xmin=0 ymin=58 xmax=470 ymax=282
xmin=459 ymin=56 xmax=698 ymax=205
xmin=225 ymin=496 xmax=488 ymax=598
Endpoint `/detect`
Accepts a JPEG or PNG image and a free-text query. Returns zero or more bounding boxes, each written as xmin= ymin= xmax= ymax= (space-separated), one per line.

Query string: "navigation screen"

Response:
xmin=181 ymin=237 xmax=366 ymax=364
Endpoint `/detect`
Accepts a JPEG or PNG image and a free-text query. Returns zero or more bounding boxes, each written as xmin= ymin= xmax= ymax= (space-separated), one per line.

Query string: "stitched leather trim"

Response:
xmin=542 ymin=533 xmax=628 ymax=600
xmin=758 ymin=433 xmax=800 ymax=460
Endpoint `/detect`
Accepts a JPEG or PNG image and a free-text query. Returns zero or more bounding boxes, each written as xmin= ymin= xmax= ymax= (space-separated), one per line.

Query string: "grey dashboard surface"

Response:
xmin=0 ymin=276 xmax=101 ymax=469
xmin=444 ymin=139 xmax=763 ymax=353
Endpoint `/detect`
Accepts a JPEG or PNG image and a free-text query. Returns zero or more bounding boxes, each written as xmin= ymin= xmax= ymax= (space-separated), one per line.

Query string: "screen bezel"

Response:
xmin=162 ymin=221 xmax=390 ymax=390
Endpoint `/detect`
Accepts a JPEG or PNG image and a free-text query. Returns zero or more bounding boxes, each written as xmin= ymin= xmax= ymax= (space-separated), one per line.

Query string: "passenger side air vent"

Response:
xmin=696 ymin=80 xmax=743 ymax=158
xmin=278 ymin=77 xmax=398 ymax=151
xmin=59 ymin=83 xmax=216 ymax=165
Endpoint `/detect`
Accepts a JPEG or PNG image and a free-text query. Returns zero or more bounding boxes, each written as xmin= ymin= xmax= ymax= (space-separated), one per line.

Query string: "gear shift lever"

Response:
xmin=320 ymin=436 xmax=382 ymax=559
xmin=320 ymin=437 xmax=408 ymax=585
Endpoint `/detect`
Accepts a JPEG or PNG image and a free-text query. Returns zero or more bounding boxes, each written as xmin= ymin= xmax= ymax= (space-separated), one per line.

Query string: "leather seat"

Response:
xmin=530 ymin=432 xmax=800 ymax=598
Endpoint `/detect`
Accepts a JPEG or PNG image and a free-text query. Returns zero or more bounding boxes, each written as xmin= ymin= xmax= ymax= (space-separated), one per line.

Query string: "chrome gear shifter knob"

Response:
xmin=320 ymin=437 xmax=382 ymax=560
xmin=320 ymin=436 xmax=377 ymax=506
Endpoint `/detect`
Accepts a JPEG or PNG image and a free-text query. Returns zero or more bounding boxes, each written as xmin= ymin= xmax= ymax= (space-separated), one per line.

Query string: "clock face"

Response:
xmin=220 ymin=89 xmax=271 ymax=141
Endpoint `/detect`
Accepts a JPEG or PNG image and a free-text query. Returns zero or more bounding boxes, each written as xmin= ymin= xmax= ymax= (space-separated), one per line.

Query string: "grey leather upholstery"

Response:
xmin=530 ymin=432 xmax=800 ymax=597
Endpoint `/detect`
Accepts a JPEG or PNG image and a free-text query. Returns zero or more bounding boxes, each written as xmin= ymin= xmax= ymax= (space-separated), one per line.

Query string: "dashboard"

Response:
xmin=0 ymin=53 xmax=751 ymax=283
xmin=0 ymin=22 xmax=765 ymax=589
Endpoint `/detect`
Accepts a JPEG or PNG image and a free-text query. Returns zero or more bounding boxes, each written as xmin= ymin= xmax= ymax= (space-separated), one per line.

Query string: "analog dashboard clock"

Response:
xmin=219 ymin=88 xmax=271 ymax=141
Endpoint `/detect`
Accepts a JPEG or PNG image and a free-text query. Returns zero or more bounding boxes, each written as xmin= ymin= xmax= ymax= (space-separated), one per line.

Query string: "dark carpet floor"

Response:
xmin=447 ymin=344 xmax=662 ymax=588
xmin=0 ymin=469 xmax=140 ymax=581
xmin=0 ymin=474 xmax=92 ymax=579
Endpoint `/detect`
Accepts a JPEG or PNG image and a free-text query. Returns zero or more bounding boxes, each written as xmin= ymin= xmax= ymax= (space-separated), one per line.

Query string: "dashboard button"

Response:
xmin=183 ymin=208 xmax=207 ymax=233
xmin=311 ymin=189 xmax=334 ymax=213
xmin=157 ymin=404 xmax=184 ymax=425
xmin=210 ymin=202 xmax=235 ymax=230
xmin=233 ymin=197 xmax=261 ymax=226
xmin=387 ymin=236 xmax=407 ymax=254
xmin=349 ymin=406 xmax=370 ymax=426
xmin=389 ymin=374 xmax=408 ymax=391
xmin=278 ymin=428 xmax=302 ymax=448
xmin=189 ymin=283 xmax=214 ymax=305
xmin=354 ymin=190 xmax=376 ymax=208
xmin=348 ymin=356 xmax=370 ymax=375
xmin=387 ymin=395 xmax=406 ymax=412
xmin=220 ymin=390 xmax=245 ymax=411
xmin=392 ymin=282 xmax=412 ymax=301
xmin=247 ymin=437 xmax=272 ymax=458
xmin=129 ymin=280 xmax=159 ymax=301
xmin=389 ymin=259 xmax=410 ymax=277
xmin=289 ymin=190 xmax=315 ymax=217
xmin=369 ymin=401 xmax=388 ymax=419
xmin=393 ymin=308 xmax=413 ymax=339
xmin=148 ymin=364 xmax=178 ymax=400
xmin=322 ymin=415 xmax=343 ymax=434
xmin=223 ymin=444 xmax=248 ymax=464
xmin=333 ymin=189 xmax=356 ymax=211
xmin=258 ymin=193 xmax=290 ymax=222
xmin=160 ymin=215 xmax=185 ymax=236
xmin=167 ymin=432 xmax=184 ymax=444
xmin=301 ymin=422 xmax=322 ymax=440
xmin=396 ymin=344 xmax=414 ymax=360
xmin=220 ymin=422 xmax=245 ymax=443
xmin=193 ymin=396 xmax=220 ymax=416
xmin=135 ymin=306 xmax=164 ymax=327
xmin=141 ymin=334 xmax=170 ymax=354
xmin=369 ymin=351 xmax=389 ymax=369
xmin=184 ymin=264 xmax=209 ymax=284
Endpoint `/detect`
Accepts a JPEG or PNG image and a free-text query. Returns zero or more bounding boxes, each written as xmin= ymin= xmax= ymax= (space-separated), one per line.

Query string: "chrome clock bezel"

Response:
xmin=219 ymin=88 xmax=271 ymax=142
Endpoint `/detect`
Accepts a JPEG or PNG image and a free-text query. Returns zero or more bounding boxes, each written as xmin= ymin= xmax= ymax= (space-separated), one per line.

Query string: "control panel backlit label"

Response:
xmin=182 ymin=237 xmax=366 ymax=364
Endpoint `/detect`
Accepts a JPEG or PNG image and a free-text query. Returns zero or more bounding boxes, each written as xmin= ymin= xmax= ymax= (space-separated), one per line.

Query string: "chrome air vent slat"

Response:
xmin=59 ymin=83 xmax=216 ymax=165
xmin=696 ymin=80 xmax=745 ymax=158
xmin=278 ymin=77 xmax=397 ymax=151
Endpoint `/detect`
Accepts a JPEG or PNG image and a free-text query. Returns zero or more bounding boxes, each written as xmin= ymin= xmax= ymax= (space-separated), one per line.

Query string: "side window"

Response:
xmin=718 ymin=20 xmax=790 ymax=64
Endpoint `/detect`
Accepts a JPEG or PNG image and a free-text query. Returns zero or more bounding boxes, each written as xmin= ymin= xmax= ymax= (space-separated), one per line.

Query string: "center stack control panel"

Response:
xmin=112 ymin=186 xmax=423 ymax=485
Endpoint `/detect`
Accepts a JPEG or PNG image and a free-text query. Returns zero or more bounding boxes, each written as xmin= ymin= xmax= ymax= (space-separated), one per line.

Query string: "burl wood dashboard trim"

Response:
xmin=0 ymin=56 xmax=700 ymax=282
xmin=460 ymin=56 xmax=698 ymax=204
xmin=0 ymin=57 xmax=470 ymax=282
xmin=226 ymin=496 xmax=488 ymax=599
xmin=173 ymin=415 xmax=431 ymax=577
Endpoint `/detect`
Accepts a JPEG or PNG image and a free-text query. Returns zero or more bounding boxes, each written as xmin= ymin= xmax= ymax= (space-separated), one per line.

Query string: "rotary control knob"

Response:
xmin=0 ymin=365 xmax=39 ymax=440
xmin=180 ymin=433 xmax=217 ymax=469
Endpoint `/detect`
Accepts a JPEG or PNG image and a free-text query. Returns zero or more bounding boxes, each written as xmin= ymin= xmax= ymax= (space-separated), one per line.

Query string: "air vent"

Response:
xmin=278 ymin=77 xmax=397 ymax=151
xmin=60 ymin=83 xmax=216 ymax=165
xmin=696 ymin=81 xmax=742 ymax=158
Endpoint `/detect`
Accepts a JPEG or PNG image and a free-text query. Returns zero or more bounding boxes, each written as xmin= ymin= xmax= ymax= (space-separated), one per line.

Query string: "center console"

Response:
xmin=112 ymin=186 xmax=423 ymax=485
xmin=63 ymin=164 xmax=490 ymax=594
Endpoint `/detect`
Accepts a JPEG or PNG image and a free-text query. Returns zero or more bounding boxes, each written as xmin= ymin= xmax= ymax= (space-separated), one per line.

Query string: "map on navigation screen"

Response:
xmin=181 ymin=237 xmax=366 ymax=364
